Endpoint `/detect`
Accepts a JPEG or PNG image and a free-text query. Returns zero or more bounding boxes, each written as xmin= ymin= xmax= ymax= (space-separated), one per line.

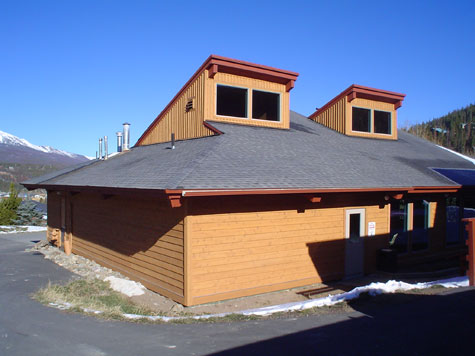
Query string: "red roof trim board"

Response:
xmin=136 ymin=55 xmax=299 ymax=146
xmin=309 ymin=84 xmax=406 ymax=119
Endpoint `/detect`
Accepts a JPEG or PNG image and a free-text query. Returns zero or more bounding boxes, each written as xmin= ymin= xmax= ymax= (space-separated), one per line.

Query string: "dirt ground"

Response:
xmin=129 ymin=273 xmax=456 ymax=316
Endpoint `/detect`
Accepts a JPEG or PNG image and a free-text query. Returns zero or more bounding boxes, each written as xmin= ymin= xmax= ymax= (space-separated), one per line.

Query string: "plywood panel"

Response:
xmin=69 ymin=193 xmax=185 ymax=300
xmin=138 ymin=72 xmax=213 ymax=146
xmin=188 ymin=198 xmax=391 ymax=305
xmin=311 ymin=97 xmax=346 ymax=134
xmin=204 ymin=71 xmax=290 ymax=129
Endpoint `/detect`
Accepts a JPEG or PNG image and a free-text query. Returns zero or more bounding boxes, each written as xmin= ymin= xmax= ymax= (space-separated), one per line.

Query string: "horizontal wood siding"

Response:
xmin=346 ymin=98 xmax=398 ymax=140
xmin=311 ymin=97 xmax=346 ymax=134
xmin=138 ymin=72 xmax=213 ymax=146
xmin=70 ymin=193 xmax=186 ymax=303
xmin=204 ymin=71 xmax=290 ymax=130
xmin=188 ymin=195 xmax=390 ymax=305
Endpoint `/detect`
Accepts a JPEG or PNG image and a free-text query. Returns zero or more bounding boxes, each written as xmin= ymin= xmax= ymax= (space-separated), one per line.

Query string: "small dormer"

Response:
xmin=136 ymin=56 xmax=299 ymax=146
xmin=309 ymin=85 xmax=405 ymax=140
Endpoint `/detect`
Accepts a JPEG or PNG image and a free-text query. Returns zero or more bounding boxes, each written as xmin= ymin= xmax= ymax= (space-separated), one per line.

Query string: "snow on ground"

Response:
xmin=437 ymin=145 xmax=475 ymax=165
xmin=0 ymin=226 xmax=47 ymax=234
xmin=49 ymin=276 xmax=469 ymax=322
xmin=104 ymin=276 xmax=146 ymax=297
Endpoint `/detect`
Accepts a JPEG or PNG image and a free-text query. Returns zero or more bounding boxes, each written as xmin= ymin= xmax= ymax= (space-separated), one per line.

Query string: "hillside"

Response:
xmin=405 ymin=104 xmax=475 ymax=157
xmin=0 ymin=130 xmax=90 ymax=192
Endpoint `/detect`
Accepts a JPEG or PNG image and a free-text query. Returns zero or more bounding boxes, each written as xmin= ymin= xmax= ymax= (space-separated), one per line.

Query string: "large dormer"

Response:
xmin=137 ymin=55 xmax=299 ymax=146
xmin=309 ymin=85 xmax=405 ymax=140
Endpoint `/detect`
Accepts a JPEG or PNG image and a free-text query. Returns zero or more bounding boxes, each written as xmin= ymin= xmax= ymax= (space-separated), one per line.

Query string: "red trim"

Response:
xmin=306 ymin=195 xmax=322 ymax=203
xmin=309 ymin=84 xmax=406 ymax=119
xmin=136 ymin=55 xmax=299 ymax=146
xmin=203 ymin=121 xmax=224 ymax=135
xmin=286 ymin=80 xmax=295 ymax=92
xmin=168 ymin=194 xmax=182 ymax=208
xmin=391 ymin=193 xmax=404 ymax=200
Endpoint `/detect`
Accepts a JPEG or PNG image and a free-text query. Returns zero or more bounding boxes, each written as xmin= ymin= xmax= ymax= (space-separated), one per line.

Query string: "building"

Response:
xmin=23 ymin=55 xmax=474 ymax=306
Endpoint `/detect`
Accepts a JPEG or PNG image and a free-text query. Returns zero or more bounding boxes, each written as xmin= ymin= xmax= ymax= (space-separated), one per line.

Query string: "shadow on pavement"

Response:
xmin=206 ymin=288 xmax=475 ymax=356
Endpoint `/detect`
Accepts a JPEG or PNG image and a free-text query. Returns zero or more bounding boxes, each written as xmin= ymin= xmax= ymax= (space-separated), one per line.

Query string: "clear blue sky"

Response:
xmin=1 ymin=0 xmax=474 ymax=157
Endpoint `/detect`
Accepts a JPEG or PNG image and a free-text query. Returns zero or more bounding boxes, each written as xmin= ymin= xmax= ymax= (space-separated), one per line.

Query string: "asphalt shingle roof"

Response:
xmin=25 ymin=111 xmax=475 ymax=191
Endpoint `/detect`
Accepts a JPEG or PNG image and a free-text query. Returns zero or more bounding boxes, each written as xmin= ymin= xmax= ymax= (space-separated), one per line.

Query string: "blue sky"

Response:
xmin=1 ymin=0 xmax=474 ymax=157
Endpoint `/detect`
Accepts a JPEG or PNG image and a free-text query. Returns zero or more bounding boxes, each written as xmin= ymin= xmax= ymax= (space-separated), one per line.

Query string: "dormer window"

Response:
xmin=216 ymin=84 xmax=248 ymax=118
xmin=216 ymin=84 xmax=281 ymax=122
xmin=352 ymin=107 xmax=392 ymax=135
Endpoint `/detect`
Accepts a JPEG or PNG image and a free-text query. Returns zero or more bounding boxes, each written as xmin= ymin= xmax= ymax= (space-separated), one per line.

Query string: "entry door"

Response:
xmin=345 ymin=209 xmax=365 ymax=278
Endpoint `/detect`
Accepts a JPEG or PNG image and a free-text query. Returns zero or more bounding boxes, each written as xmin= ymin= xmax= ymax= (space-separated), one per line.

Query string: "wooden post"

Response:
xmin=462 ymin=218 xmax=475 ymax=286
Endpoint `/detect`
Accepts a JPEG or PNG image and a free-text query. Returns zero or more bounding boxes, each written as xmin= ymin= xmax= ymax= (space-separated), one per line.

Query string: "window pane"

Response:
xmin=252 ymin=90 xmax=280 ymax=121
xmin=349 ymin=213 xmax=361 ymax=240
xmin=216 ymin=85 xmax=247 ymax=118
xmin=352 ymin=107 xmax=370 ymax=132
xmin=374 ymin=110 xmax=391 ymax=134
xmin=412 ymin=200 xmax=429 ymax=251
xmin=391 ymin=201 xmax=408 ymax=253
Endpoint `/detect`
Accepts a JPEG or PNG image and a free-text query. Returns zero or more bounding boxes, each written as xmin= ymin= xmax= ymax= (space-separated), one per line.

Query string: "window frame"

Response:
xmin=215 ymin=83 xmax=282 ymax=123
xmin=215 ymin=84 xmax=249 ymax=119
xmin=251 ymin=88 xmax=282 ymax=123
xmin=351 ymin=106 xmax=392 ymax=136
xmin=345 ymin=208 xmax=366 ymax=240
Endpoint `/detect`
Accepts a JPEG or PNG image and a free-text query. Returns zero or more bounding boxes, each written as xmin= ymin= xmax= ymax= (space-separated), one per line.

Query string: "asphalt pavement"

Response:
xmin=1 ymin=232 xmax=474 ymax=356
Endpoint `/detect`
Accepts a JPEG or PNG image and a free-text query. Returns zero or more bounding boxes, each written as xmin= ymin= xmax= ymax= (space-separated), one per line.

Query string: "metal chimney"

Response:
xmin=123 ymin=123 xmax=131 ymax=151
xmin=104 ymin=136 xmax=108 ymax=160
xmin=171 ymin=133 xmax=175 ymax=150
xmin=116 ymin=131 xmax=123 ymax=152
xmin=98 ymin=138 xmax=103 ymax=159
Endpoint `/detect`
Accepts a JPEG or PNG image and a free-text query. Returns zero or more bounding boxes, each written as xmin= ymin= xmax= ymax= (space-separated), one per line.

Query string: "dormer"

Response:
xmin=309 ymin=85 xmax=405 ymax=140
xmin=136 ymin=55 xmax=299 ymax=146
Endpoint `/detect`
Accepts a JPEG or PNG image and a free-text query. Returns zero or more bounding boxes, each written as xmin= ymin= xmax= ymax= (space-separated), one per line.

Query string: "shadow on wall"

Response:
xmin=205 ymin=289 xmax=475 ymax=356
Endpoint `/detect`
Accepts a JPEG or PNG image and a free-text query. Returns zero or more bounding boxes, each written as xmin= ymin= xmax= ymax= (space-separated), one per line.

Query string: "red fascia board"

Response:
xmin=136 ymin=55 xmax=299 ymax=146
xmin=203 ymin=121 xmax=224 ymax=135
xmin=177 ymin=187 xmax=411 ymax=197
xmin=309 ymin=84 xmax=406 ymax=119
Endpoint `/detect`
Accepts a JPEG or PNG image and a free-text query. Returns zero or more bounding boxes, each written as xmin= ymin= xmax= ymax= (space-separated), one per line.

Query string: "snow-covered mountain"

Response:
xmin=0 ymin=129 xmax=90 ymax=167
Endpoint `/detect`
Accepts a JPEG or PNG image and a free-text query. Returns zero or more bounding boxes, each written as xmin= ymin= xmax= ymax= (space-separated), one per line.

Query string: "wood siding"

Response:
xmin=68 ymin=193 xmax=186 ymax=303
xmin=187 ymin=195 xmax=390 ymax=305
xmin=346 ymin=98 xmax=398 ymax=140
xmin=204 ymin=70 xmax=290 ymax=130
xmin=138 ymin=72 xmax=213 ymax=146
xmin=311 ymin=97 xmax=346 ymax=134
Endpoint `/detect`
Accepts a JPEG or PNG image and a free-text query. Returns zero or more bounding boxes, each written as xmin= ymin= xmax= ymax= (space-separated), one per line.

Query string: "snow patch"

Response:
xmin=104 ymin=276 xmax=145 ymax=297
xmin=437 ymin=145 xmax=475 ymax=165
xmin=0 ymin=225 xmax=47 ymax=234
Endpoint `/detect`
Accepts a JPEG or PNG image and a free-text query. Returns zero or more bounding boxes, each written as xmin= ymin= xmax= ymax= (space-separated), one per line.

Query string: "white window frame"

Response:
xmin=351 ymin=106 xmax=392 ymax=136
xmin=345 ymin=208 xmax=366 ymax=239
xmin=215 ymin=83 xmax=282 ymax=123
xmin=215 ymin=84 xmax=249 ymax=119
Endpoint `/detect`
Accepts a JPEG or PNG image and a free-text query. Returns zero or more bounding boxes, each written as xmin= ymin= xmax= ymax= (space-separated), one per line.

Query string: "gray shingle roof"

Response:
xmin=24 ymin=111 xmax=475 ymax=191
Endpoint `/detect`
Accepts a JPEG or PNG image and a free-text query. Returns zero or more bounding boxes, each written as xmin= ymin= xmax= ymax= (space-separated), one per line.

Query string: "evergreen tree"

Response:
xmin=0 ymin=183 xmax=22 ymax=225
xmin=13 ymin=201 xmax=45 ymax=226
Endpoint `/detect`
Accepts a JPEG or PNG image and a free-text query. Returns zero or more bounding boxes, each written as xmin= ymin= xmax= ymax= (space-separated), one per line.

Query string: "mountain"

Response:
xmin=0 ymin=130 xmax=90 ymax=191
xmin=405 ymin=104 xmax=475 ymax=157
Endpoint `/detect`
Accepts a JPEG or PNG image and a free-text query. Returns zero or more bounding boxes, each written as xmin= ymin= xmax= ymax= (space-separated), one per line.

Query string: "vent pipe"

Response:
xmin=116 ymin=131 xmax=123 ymax=152
xmin=98 ymin=138 xmax=103 ymax=159
xmin=104 ymin=136 xmax=108 ymax=160
xmin=123 ymin=122 xmax=131 ymax=151
xmin=171 ymin=133 xmax=175 ymax=149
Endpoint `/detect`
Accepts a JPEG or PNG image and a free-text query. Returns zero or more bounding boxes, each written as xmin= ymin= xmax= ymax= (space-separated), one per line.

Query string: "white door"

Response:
xmin=345 ymin=209 xmax=365 ymax=278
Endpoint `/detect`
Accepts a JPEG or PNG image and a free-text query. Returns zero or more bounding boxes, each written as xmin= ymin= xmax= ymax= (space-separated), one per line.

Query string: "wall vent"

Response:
xmin=185 ymin=98 xmax=194 ymax=112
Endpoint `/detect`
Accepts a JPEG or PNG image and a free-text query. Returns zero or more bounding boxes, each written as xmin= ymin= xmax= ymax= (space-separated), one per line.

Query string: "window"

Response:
xmin=345 ymin=209 xmax=365 ymax=240
xmin=352 ymin=107 xmax=392 ymax=135
xmin=216 ymin=84 xmax=281 ymax=122
xmin=352 ymin=107 xmax=370 ymax=132
xmin=252 ymin=90 xmax=280 ymax=121
xmin=216 ymin=85 xmax=248 ymax=118
xmin=390 ymin=201 xmax=408 ymax=253
xmin=374 ymin=110 xmax=391 ymax=134
xmin=412 ymin=200 xmax=429 ymax=251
